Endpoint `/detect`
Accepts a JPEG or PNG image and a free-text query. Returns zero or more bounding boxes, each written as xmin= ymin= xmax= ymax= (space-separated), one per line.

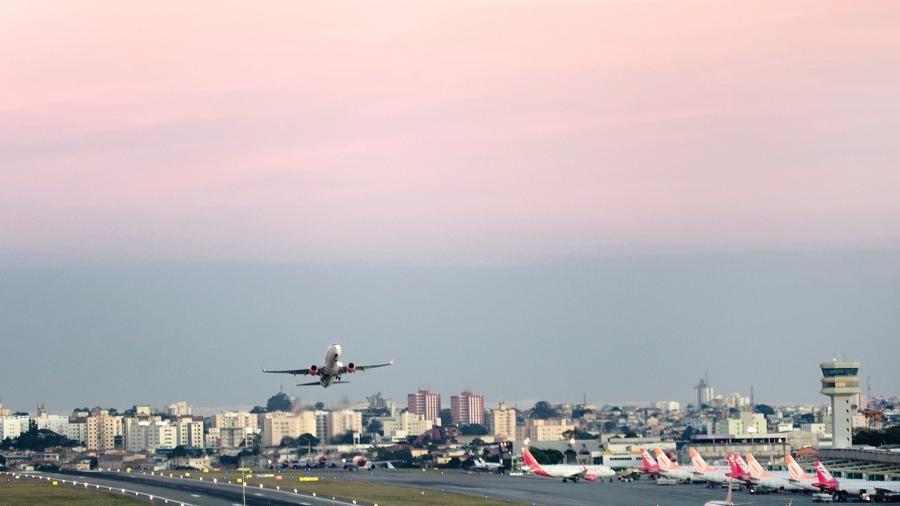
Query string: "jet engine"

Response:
xmin=308 ymin=365 xmax=319 ymax=376
xmin=346 ymin=362 xmax=356 ymax=373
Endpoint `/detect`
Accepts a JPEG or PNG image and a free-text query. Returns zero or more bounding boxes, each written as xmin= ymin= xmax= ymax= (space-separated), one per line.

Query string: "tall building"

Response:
xmin=167 ymin=401 xmax=192 ymax=417
xmin=451 ymin=390 xmax=485 ymax=426
xmin=695 ymin=374 xmax=714 ymax=407
xmin=408 ymin=389 xmax=441 ymax=424
xmin=821 ymin=360 xmax=861 ymax=449
xmin=489 ymin=402 xmax=516 ymax=441
xmin=0 ymin=415 xmax=28 ymax=440
xmin=328 ymin=409 xmax=362 ymax=441
xmin=86 ymin=409 xmax=123 ymax=451
xmin=380 ymin=412 xmax=434 ymax=441
xmin=261 ymin=411 xmax=317 ymax=447
xmin=527 ymin=418 xmax=574 ymax=442
xmin=176 ymin=417 xmax=204 ymax=448
xmin=214 ymin=411 xmax=258 ymax=432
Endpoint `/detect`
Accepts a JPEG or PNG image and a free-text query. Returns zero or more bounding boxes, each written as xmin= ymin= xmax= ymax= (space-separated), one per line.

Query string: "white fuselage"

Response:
xmin=527 ymin=463 xmax=615 ymax=481
xmin=318 ymin=343 xmax=343 ymax=387
xmin=695 ymin=468 xmax=731 ymax=485
xmin=830 ymin=478 xmax=900 ymax=495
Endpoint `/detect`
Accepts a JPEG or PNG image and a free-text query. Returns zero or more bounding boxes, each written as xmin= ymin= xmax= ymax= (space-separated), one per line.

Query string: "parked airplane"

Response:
xmin=521 ymin=447 xmax=615 ymax=483
xmin=263 ymin=343 xmax=393 ymax=388
xmin=741 ymin=453 xmax=804 ymax=491
xmin=814 ymin=460 xmax=900 ymax=499
xmin=689 ymin=448 xmax=731 ymax=485
xmin=639 ymin=448 xmax=661 ymax=475
xmin=653 ymin=447 xmax=694 ymax=482
xmin=783 ymin=454 xmax=819 ymax=491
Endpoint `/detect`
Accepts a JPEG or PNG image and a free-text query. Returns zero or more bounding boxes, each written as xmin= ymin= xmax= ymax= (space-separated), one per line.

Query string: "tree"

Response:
xmin=266 ymin=392 xmax=293 ymax=412
xmin=754 ymin=404 xmax=776 ymax=416
xmin=459 ymin=424 xmax=488 ymax=436
xmin=314 ymin=402 xmax=325 ymax=411
xmin=296 ymin=433 xmax=320 ymax=448
xmin=367 ymin=419 xmax=383 ymax=436
xmin=526 ymin=447 xmax=564 ymax=465
xmin=440 ymin=409 xmax=453 ymax=427
xmin=530 ymin=401 xmax=559 ymax=419
xmin=279 ymin=436 xmax=296 ymax=447
xmin=854 ymin=426 xmax=900 ymax=447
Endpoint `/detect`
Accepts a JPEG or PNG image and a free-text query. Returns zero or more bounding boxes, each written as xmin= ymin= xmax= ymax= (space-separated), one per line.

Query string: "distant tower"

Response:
xmin=820 ymin=360 xmax=861 ymax=449
xmin=695 ymin=372 xmax=714 ymax=408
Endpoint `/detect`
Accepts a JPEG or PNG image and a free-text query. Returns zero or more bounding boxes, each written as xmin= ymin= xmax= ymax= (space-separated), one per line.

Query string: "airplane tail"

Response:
xmin=726 ymin=453 xmax=750 ymax=479
xmin=814 ymin=461 xmax=838 ymax=491
xmin=785 ymin=454 xmax=811 ymax=481
xmin=640 ymin=448 xmax=659 ymax=473
xmin=521 ymin=447 xmax=550 ymax=477
xmin=745 ymin=452 xmax=770 ymax=478
xmin=689 ymin=448 xmax=708 ymax=473
xmin=653 ymin=448 xmax=675 ymax=470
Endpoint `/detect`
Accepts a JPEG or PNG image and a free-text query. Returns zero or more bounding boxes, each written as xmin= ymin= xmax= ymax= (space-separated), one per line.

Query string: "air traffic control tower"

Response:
xmin=820 ymin=360 xmax=861 ymax=449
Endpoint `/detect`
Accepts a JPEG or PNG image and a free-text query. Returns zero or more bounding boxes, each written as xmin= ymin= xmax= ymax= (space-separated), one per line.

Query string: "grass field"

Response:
xmin=0 ymin=477 xmax=144 ymax=506
xmin=155 ymin=469 xmax=522 ymax=505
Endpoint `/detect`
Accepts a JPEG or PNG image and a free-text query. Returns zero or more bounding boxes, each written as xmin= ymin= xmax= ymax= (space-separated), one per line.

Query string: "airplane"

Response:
xmin=521 ymin=447 xmax=615 ymax=483
xmin=263 ymin=343 xmax=393 ymax=388
xmin=689 ymin=448 xmax=732 ymax=485
xmin=639 ymin=448 xmax=661 ymax=476
xmin=471 ymin=458 xmax=505 ymax=473
xmin=783 ymin=454 xmax=819 ymax=492
xmin=741 ymin=453 xmax=805 ymax=491
xmin=814 ymin=460 xmax=900 ymax=499
xmin=653 ymin=447 xmax=694 ymax=482
xmin=704 ymin=476 xmax=751 ymax=506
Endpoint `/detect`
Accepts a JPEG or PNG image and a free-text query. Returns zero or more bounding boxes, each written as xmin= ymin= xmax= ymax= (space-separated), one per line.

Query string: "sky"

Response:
xmin=1 ymin=1 xmax=899 ymax=413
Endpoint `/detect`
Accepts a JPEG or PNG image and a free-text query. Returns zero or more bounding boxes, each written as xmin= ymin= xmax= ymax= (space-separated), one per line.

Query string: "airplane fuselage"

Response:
xmin=318 ymin=343 xmax=343 ymax=387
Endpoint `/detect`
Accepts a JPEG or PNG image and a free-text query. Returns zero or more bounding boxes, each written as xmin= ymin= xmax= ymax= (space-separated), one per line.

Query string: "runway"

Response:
xmin=24 ymin=468 xmax=818 ymax=506
xmin=325 ymin=468 xmax=813 ymax=506
xmin=29 ymin=470 xmax=357 ymax=506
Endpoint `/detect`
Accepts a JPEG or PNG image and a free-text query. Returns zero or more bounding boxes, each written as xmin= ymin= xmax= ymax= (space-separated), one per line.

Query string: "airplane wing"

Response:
xmin=263 ymin=368 xmax=310 ymax=375
xmin=341 ymin=361 xmax=394 ymax=373
xmin=297 ymin=380 xmax=350 ymax=386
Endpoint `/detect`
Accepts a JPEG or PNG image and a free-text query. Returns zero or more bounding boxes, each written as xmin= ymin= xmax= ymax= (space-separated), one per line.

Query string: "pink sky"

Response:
xmin=2 ymin=0 xmax=899 ymax=264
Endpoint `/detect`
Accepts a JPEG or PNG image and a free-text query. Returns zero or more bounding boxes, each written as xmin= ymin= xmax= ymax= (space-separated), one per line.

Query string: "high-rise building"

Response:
xmin=489 ymin=402 xmax=516 ymax=441
xmin=408 ymin=389 xmax=441 ymax=424
xmin=176 ymin=417 xmax=204 ymax=449
xmin=380 ymin=412 xmax=434 ymax=441
xmin=261 ymin=411 xmax=317 ymax=447
xmin=167 ymin=401 xmax=192 ymax=417
xmin=695 ymin=374 xmax=714 ymax=407
xmin=214 ymin=411 xmax=258 ymax=432
xmin=451 ymin=390 xmax=485 ymax=426
xmin=527 ymin=418 xmax=574 ymax=442
xmin=821 ymin=360 xmax=861 ymax=449
xmin=328 ymin=409 xmax=362 ymax=441
xmin=86 ymin=409 xmax=123 ymax=451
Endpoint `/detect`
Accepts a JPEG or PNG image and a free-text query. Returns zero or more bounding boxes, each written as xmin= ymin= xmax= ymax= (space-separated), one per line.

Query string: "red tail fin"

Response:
xmin=521 ymin=447 xmax=550 ymax=477
xmin=726 ymin=453 xmax=749 ymax=479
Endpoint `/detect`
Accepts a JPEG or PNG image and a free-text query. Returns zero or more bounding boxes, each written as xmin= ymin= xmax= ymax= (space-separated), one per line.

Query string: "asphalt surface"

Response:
xmin=31 ymin=470 xmax=353 ymax=506
xmin=23 ymin=468 xmax=824 ymax=506
xmin=317 ymin=468 xmax=818 ymax=506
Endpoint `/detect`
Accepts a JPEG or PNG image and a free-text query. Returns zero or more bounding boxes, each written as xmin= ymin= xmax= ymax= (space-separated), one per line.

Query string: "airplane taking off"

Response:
xmin=521 ymin=447 xmax=615 ymax=483
xmin=263 ymin=343 xmax=393 ymax=388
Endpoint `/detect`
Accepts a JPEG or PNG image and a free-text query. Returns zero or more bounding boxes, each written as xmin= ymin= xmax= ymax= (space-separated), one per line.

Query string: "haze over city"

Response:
xmin=2 ymin=0 xmax=900 ymax=412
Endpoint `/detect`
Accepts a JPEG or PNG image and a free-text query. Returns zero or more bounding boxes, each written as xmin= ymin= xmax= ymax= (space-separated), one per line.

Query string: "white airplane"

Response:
xmin=653 ymin=447 xmax=694 ymax=482
xmin=263 ymin=343 xmax=393 ymax=388
xmin=783 ymin=454 xmax=819 ymax=492
xmin=472 ymin=458 xmax=504 ymax=473
xmin=741 ymin=453 xmax=805 ymax=491
xmin=521 ymin=447 xmax=615 ymax=483
xmin=704 ymin=477 xmax=751 ymax=506
xmin=689 ymin=448 xmax=731 ymax=485
xmin=814 ymin=460 xmax=900 ymax=498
